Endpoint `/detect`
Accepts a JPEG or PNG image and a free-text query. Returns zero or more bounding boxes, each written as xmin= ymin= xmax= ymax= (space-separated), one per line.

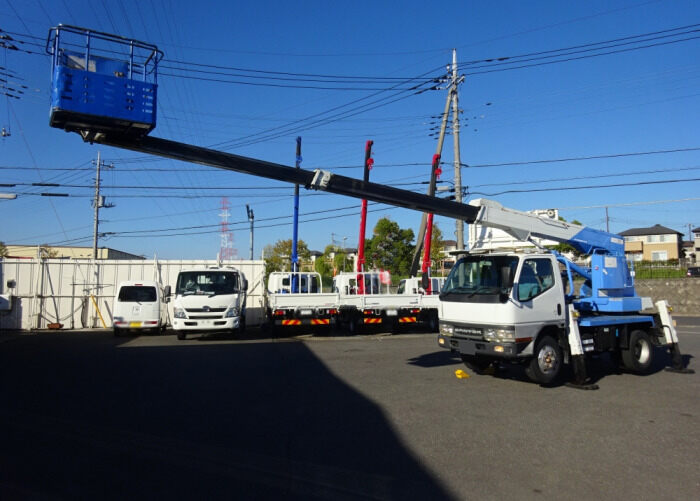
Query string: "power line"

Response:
xmin=463 ymin=146 xmax=700 ymax=169
xmin=470 ymin=176 xmax=700 ymax=197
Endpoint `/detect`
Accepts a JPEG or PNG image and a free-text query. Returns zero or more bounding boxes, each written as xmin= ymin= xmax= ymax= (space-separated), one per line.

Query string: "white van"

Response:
xmin=112 ymin=280 xmax=168 ymax=336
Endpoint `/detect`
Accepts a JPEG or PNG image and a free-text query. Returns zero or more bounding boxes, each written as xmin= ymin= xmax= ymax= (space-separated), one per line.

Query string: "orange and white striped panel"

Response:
xmin=363 ymin=318 xmax=382 ymax=324
xmin=281 ymin=319 xmax=302 ymax=326
xmin=398 ymin=317 xmax=417 ymax=324
xmin=311 ymin=318 xmax=330 ymax=325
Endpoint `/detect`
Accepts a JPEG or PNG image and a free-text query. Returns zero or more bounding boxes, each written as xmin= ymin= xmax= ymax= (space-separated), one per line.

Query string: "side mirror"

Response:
xmin=163 ymin=285 xmax=171 ymax=303
xmin=242 ymin=279 xmax=249 ymax=292
xmin=500 ymin=266 xmax=514 ymax=289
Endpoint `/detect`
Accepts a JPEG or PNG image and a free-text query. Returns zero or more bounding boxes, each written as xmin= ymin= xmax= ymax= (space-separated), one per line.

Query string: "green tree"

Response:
xmin=429 ymin=222 xmax=444 ymax=267
xmin=366 ymin=218 xmax=415 ymax=277
xmin=263 ymin=239 xmax=310 ymax=274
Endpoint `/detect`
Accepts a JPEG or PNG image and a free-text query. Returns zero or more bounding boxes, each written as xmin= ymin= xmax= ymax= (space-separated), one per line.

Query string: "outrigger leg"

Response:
xmin=656 ymin=301 xmax=695 ymax=374
xmin=565 ymin=305 xmax=599 ymax=390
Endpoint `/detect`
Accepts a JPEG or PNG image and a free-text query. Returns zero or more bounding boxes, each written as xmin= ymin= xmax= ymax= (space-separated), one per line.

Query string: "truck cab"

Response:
xmin=170 ymin=266 xmax=247 ymax=340
xmin=438 ymin=252 xmax=566 ymax=368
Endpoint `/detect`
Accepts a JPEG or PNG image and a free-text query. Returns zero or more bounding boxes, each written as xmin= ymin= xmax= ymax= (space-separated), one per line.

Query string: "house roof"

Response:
xmin=442 ymin=239 xmax=457 ymax=246
xmin=619 ymin=224 xmax=682 ymax=237
xmin=693 ymin=227 xmax=700 ymax=234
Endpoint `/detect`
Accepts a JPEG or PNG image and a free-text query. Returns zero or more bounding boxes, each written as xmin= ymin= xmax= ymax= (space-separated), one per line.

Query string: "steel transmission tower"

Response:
xmin=219 ymin=197 xmax=237 ymax=260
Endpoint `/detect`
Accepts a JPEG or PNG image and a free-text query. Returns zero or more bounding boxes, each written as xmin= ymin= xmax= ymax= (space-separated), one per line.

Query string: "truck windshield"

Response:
xmin=441 ymin=255 xmax=518 ymax=303
xmin=176 ymin=271 xmax=239 ymax=296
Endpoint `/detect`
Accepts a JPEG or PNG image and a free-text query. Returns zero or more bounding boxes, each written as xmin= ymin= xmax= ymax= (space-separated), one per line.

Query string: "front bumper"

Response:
xmin=172 ymin=316 xmax=239 ymax=331
xmin=437 ymin=334 xmax=531 ymax=358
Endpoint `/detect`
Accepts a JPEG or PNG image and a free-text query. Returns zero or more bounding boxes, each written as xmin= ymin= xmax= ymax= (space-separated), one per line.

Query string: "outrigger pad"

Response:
xmin=565 ymin=382 xmax=600 ymax=391
xmin=664 ymin=367 xmax=695 ymax=374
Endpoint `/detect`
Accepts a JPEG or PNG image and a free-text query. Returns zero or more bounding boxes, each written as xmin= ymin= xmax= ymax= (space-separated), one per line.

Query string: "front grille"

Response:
xmin=453 ymin=326 xmax=483 ymax=340
xmin=189 ymin=315 xmax=223 ymax=320
xmin=186 ymin=307 xmax=226 ymax=313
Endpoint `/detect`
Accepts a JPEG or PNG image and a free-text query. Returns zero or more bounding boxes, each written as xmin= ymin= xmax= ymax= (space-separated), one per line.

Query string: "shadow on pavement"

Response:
xmin=0 ymin=332 xmax=456 ymax=500
xmin=407 ymin=350 xmax=462 ymax=368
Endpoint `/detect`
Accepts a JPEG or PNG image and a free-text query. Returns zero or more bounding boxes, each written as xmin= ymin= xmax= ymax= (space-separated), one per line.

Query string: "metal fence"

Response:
xmin=0 ymin=258 xmax=266 ymax=331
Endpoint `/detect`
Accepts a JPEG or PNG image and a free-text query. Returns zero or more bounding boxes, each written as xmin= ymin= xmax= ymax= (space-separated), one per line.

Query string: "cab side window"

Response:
xmin=518 ymin=258 xmax=555 ymax=301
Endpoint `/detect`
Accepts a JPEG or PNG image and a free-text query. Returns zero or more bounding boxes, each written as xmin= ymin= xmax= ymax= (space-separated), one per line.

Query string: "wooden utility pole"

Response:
xmin=409 ymin=81 xmax=453 ymax=276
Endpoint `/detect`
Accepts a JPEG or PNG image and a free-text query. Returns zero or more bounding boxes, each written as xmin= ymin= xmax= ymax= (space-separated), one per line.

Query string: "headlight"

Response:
xmin=173 ymin=307 xmax=187 ymax=319
xmin=439 ymin=323 xmax=454 ymax=335
xmin=225 ymin=307 xmax=239 ymax=318
xmin=485 ymin=328 xmax=515 ymax=342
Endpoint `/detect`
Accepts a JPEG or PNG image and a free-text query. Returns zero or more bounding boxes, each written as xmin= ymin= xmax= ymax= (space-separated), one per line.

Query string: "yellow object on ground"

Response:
xmin=455 ymin=369 xmax=470 ymax=379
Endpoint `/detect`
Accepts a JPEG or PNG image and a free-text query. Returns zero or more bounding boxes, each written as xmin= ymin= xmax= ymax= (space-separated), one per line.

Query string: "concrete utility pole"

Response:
xmin=452 ymin=49 xmax=465 ymax=250
xmin=605 ymin=207 xmax=610 ymax=233
xmin=92 ymin=151 xmax=114 ymax=259
xmin=409 ymin=79 xmax=453 ymax=276
xmin=246 ymin=204 xmax=254 ymax=260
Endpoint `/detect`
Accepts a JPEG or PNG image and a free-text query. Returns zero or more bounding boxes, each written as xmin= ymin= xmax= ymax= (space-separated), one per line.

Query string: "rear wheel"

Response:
xmin=176 ymin=331 xmax=186 ymax=340
xmin=525 ymin=335 xmax=562 ymax=385
xmin=621 ymin=330 xmax=654 ymax=373
xmin=460 ymin=354 xmax=493 ymax=374
xmin=113 ymin=327 xmax=122 ymax=337
xmin=427 ymin=313 xmax=439 ymax=333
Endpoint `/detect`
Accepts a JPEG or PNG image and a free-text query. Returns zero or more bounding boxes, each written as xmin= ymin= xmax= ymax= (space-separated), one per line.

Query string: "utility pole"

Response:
xmin=605 ymin=207 xmax=610 ymax=233
xmin=92 ymin=151 xmax=114 ymax=259
xmin=246 ymin=204 xmax=254 ymax=260
xmin=409 ymin=79 xmax=453 ymax=276
xmin=452 ymin=48 xmax=465 ymax=250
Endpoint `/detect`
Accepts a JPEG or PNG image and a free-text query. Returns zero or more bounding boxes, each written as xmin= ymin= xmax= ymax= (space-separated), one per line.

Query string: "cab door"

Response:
xmin=514 ymin=257 xmax=565 ymax=339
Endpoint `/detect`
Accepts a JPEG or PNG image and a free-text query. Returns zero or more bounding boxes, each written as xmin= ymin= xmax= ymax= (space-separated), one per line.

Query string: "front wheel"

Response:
xmin=525 ymin=335 xmax=562 ymax=385
xmin=621 ymin=330 xmax=654 ymax=373
xmin=176 ymin=331 xmax=186 ymax=341
xmin=460 ymin=354 xmax=493 ymax=374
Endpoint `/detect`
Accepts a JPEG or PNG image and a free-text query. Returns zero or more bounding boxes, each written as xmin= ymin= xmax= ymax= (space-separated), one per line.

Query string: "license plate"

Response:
xmin=300 ymin=309 xmax=313 ymax=316
xmin=129 ymin=321 xmax=142 ymax=328
xmin=386 ymin=309 xmax=397 ymax=316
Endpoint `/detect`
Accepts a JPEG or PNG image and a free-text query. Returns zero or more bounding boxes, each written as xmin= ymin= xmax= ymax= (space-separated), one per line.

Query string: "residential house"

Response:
xmin=619 ymin=224 xmax=683 ymax=262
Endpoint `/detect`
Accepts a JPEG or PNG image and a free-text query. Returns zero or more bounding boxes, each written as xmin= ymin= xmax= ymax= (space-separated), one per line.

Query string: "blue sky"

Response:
xmin=1 ymin=0 xmax=699 ymax=259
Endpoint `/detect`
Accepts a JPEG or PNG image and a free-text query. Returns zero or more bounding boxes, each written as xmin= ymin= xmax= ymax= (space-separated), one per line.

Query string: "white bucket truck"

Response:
xmin=170 ymin=265 xmax=248 ymax=340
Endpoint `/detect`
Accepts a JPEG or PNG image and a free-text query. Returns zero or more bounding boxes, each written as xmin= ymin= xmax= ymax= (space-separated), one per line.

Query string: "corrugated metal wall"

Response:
xmin=0 ymin=259 xmax=266 ymax=331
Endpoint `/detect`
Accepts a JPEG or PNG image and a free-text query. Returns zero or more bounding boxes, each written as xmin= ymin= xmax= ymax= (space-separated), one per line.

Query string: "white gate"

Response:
xmin=0 ymin=258 xmax=266 ymax=331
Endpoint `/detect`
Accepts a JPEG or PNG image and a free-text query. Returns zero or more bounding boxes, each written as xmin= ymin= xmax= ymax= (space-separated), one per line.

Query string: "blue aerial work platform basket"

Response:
xmin=46 ymin=25 xmax=163 ymax=139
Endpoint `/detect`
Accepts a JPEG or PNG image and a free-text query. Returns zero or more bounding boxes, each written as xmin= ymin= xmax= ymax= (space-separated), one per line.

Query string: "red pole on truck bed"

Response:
xmin=421 ymin=154 xmax=442 ymax=294
xmin=357 ymin=140 xmax=374 ymax=294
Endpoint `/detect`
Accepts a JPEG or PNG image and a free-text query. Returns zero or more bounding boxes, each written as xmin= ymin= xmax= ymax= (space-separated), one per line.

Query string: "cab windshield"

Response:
xmin=441 ymin=255 xmax=518 ymax=303
xmin=176 ymin=271 xmax=239 ymax=296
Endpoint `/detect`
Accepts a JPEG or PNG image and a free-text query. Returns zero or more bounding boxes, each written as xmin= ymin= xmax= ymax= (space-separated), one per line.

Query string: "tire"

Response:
xmin=389 ymin=319 xmax=399 ymax=334
xmin=113 ymin=327 xmax=122 ymax=337
xmin=427 ymin=313 xmax=439 ymax=333
xmin=176 ymin=331 xmax=186 ymax=340
xmin=347 ymin=317 xmax=358 ymax=335
xmin=525 ymin=335 xmax=562 ymax=385
xmin=621 ymin=329 xmax=654 ymax=373
xmin=238 ymin=315 xmax=246 ymax=334
xmin=460 ymin=354 xmax=493 ymax=374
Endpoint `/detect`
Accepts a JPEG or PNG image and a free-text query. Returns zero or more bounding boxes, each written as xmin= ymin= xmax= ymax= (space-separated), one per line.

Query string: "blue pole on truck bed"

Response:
xmin=291 ymin=137 xmax=302 ymax=292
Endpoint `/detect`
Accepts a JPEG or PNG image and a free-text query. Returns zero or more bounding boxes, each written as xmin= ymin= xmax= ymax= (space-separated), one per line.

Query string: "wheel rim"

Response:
xmin=633 ymin=338 xmax=651 ymax=364
xmin=537 ymin=345 xmax=559 ymax=374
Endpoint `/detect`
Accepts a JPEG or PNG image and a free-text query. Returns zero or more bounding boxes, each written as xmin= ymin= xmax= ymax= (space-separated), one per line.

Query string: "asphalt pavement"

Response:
xmin=0 ymin=318 xmax=698 ymax=500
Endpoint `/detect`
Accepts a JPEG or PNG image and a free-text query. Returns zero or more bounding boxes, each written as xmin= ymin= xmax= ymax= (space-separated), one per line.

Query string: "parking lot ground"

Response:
xmin=0 ymin=318 xmax=698 ymax=500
